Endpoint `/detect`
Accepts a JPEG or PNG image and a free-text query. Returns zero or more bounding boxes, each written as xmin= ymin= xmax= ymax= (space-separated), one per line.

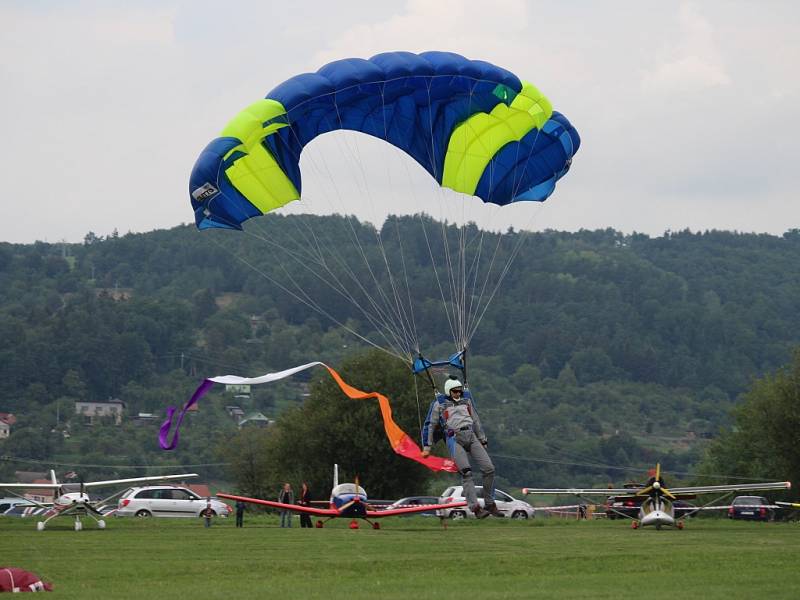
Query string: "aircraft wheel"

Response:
xmin=315 ymin=520 xmax=324 ymax=528
xmin=98 ymin=519 xmax=106 ymax=529
xmin=631 ymin=521 xmax=639 ymax=529
xmin=449 ymin=510 xmax=467 ymax=520
xmin=135 ymin=510 xmax=152 ymax=518
xmin=511 ymin=511 xmax=528 ymax=519
xmin=372 ymin=522 xmax=381 ymax=530
xmin=75 ymin=521 xmax=82 ymax=531
xmin=677 ymin=521 xmax=685 ymax=530
xmin=36 ymin=522 xmax=45 ymax=531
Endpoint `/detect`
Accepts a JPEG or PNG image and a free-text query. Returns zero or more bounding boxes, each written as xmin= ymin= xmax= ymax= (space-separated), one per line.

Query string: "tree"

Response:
xmin=698 ymin=349 xmax=800 ymax=488
xmin=226 ymin=350 xmax=432 ymax=499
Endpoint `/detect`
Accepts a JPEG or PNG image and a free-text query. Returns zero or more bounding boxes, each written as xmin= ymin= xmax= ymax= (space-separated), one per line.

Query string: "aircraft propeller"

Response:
xmin=636 ymin=463 xmax=676 ymax=500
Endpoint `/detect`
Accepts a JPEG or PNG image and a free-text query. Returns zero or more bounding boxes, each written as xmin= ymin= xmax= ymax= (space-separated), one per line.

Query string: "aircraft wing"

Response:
xmin=0 ymin=482 xmax=59 ymax=490
xmin=217 ymin=492 xmax=339 ymax=516
xmin=366 ymin=500 xmax=467 ymax=517
xmin=522 ymin=487 xmax=632 ymax=496
xmin=667 ymin=481 xmax=791 ymax=495
xmin=83 ymin=473 xmax=199 ymax=489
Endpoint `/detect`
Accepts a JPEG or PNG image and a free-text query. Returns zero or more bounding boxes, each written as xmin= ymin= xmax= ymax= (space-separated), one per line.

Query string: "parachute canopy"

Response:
xmin=190 ymin=51 xmax=580 ymax=231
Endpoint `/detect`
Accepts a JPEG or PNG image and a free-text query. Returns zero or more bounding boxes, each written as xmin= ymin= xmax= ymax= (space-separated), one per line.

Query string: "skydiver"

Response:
xmin=421 ymin=378 xmax=498 ymax=518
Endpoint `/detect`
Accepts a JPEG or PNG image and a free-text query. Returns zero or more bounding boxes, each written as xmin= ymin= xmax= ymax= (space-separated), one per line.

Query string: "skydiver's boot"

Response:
xmin=471 ymin=504 xmax=490 ymax=519
xmin=484 ymin=502 xmax=500 ymax=516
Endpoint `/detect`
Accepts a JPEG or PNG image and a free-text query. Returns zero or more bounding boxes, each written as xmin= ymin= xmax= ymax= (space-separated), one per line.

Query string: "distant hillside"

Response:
xmin=1 ymin=219 xmax=799 ymax=486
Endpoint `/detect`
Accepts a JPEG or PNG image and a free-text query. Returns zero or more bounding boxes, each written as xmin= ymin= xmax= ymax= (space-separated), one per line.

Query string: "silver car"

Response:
xmin=116 ymin=486 xmax=232 ymax=518
xmin=438 ymin=485 xmax=535 ymax=519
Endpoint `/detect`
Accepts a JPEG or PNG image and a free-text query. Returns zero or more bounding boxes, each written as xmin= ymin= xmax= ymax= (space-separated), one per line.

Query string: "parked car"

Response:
xmin=728 ymin=495 xmax=774 ymax=521
xmin=384 ymin=496 xmax=441 ymax=516
xmin=0 ymin=497 xmax=38 ymax=515
xmin=604 ymin=496 xmax=640 ymax=520
xmin=3 ymin=504 xmax=48 ymax=518
xmin=116 ymin=486 xmax=232 ymax=519
xmin=438 ymin=486 xmax=535 ymax=519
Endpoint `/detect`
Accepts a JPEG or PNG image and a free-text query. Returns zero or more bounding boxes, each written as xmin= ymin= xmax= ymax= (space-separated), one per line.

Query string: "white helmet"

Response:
xmin=444 ymin=379 xmax=464 ymax=396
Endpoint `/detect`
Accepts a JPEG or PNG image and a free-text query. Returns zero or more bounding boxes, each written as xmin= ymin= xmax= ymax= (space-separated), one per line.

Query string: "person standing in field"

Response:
xmin=201 ymin=499 xmax=214 ymax=528
xmin=278 ymin=482 xmax=294 ymax=528
xmin=299 ymin=482 xmax=313 ymax=528
xmin=235 ymin=499 xmax=246 ymax=528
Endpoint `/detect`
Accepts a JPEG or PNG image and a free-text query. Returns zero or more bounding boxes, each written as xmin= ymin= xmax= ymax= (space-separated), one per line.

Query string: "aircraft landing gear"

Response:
xmin=315 ymin=520 xmax=324 ymax=528
xmin=74 ymin=518 xmax=83 ymax=531
xmin=348 ymin=519 xmax=359 ymax=529
xmin=677 ymin=521 xmax=685 ymax=530
xmin=36 ymin=521 xmax=45 ymax=531
xmin=631 ymin=521 xmax=640 ymax=529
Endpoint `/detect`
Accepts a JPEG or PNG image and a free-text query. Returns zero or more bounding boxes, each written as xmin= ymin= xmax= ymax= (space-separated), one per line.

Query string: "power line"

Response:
xmin=1 ymin=456 xmax=230 ymax=469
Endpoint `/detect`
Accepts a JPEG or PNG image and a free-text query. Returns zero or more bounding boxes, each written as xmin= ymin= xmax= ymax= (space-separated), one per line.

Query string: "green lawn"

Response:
xmin=1 ymin=515 xmax=799 ymax=599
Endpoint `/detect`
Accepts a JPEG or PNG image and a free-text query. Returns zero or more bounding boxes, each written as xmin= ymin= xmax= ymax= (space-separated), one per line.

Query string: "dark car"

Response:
xmin=385 ymin=496 xmax=442 ymax=516
xmin=728 ymin=495 xmax=774 ymax=521
xmin=674 ymin=500 xmax=698 ymax=518
xmin=604 ymin=496 xmax=640 ymax=520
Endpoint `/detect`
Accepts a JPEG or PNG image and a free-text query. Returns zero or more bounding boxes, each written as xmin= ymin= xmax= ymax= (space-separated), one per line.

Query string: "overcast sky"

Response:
xmin=1 ymin=0 xmax=798 ymax=244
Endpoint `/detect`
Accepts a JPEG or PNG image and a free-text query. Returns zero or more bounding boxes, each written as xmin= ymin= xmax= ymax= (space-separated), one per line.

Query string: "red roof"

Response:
xmin=184 ymin=483 xmax=212 ymax=498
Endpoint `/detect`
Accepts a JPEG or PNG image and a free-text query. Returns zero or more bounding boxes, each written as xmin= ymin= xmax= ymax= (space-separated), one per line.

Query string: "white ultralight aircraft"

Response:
xmin=0 ymin=470 xmax=198 ymax=531
xmin=522 ymin=463 xmax=791 ymax=530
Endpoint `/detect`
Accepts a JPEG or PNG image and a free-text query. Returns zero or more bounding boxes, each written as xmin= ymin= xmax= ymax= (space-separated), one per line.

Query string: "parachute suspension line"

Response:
xmin=320 ymin=93 xmax=419 ymax=357
xmin=274 ymin=107 xmax=419 ymax=359
xmin=467 ymin=124 xmax=551 ymax=342
xmin=412 ymin=376 xmax=424 ymax=435
xmin=206 ymin=234 xmax=408 ymax=363
xmin=240 ymin=230 xmax=413 ymax=360
xmin=240 ymin=198 xmax=413 ymax=357
xmin=464 ymin=228 xmax=505 ymax=343
xmin=255 ymin=219 xmax=413 ymax=357
xmin=238 ymin=229 xmax=409 ymax=357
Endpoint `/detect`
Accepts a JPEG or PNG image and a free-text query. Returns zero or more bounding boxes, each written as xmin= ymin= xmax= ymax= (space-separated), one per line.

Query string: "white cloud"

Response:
xmin=0 ymin=1 xmax=798 ymax=243
xmin=641 ymin=2 xmax=731 ymax=93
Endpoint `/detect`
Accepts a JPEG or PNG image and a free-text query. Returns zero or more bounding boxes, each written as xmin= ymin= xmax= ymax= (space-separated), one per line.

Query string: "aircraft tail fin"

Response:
xmin=333 ymin=464 xmax=339 ymax=488
xmin=50 ymin=470 xmax=58 ymax=486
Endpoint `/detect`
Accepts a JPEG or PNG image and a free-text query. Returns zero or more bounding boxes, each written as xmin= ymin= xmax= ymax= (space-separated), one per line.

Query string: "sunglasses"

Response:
xmin=451 ymin=389 xmax=463 ymax=394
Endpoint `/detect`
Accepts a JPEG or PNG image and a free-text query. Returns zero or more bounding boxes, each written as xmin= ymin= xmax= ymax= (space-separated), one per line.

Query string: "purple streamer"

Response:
xmin=159 ymin=379 xmax=215 ymax=450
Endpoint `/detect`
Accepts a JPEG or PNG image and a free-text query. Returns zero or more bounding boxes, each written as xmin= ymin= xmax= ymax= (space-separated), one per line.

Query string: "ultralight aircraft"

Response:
xmin=0 ymin=470 xmax=198 ymax=531
xmin=522 ymin=463 xmax=791 ymax=530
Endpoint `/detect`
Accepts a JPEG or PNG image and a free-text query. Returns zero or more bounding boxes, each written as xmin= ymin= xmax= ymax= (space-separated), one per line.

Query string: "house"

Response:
xmin=184 ymin=483 xmax=213 ymax=499
xmin=238 ymin=411 xmax=273 ymax=429
xmin=225 ymin=383 xmax=251 ymax=396
xmin=133 ymin=413 xmax=159 ymax=426
xmin=24 ymin=479 xmax=55 ymax=504
xmin=74 ymin=399 xmax=126 ymax=425
xmin=225 ymin=405 xmax=245 ymax=421
xmin=0 ymin=413 xmax=16 ymax=439
xmin=14 ymin=471 xmax=47 ymax=484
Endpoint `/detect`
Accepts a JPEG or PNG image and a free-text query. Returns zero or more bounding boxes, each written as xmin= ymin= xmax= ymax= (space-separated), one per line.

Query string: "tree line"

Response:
xmin=1 ymin=220 xmax=799 ymax=491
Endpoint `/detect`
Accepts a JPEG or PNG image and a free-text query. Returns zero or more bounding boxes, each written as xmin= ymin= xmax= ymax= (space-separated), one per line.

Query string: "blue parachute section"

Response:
xmin=190 ymin=51 xmax=581 ymax=232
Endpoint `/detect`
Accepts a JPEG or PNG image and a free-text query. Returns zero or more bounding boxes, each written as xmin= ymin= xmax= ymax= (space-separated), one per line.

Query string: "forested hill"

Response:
xmin=2 ymin=218 xmax=800 ymax=486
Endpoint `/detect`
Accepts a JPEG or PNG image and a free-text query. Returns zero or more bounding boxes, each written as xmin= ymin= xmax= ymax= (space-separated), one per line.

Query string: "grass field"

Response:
xmin=2 ymin=515 xmax=799 ymax=599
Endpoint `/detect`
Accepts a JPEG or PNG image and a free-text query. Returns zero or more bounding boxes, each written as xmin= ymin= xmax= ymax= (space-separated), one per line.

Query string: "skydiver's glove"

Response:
xmin=480 ymin=439 xmax=488 ymax=448
xmin=421 ymin=447 xmax=431 ymax=458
